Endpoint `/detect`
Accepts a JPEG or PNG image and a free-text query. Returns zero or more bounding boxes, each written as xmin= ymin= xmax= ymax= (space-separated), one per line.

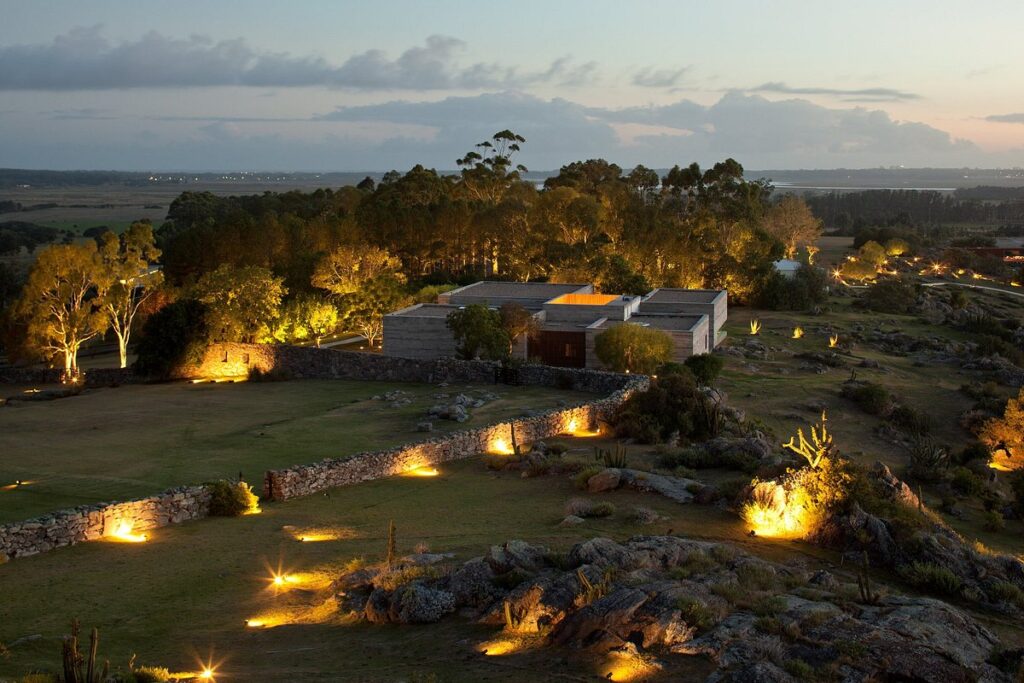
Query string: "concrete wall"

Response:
xmin=638 ymin=291 xmax=727 ymax=350
xmin=0 ymin=485 xmax=210 ymax=561
xmin=383 ymin=310 xmax=458 ymax=360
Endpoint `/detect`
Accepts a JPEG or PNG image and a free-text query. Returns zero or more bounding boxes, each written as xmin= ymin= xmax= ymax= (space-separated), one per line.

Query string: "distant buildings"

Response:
xmin=383 ymin=281 xmax=727 ymax=369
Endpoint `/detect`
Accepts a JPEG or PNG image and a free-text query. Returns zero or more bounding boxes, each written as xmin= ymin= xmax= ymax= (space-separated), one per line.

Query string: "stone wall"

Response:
xmin=263 ymin=384 xmax=642 ymax=501
xmin=0 ymin=485 xmax=210 ymax=561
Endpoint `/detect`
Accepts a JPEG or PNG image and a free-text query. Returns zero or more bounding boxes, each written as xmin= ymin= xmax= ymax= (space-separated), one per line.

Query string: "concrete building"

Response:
xmin=383 ymin=281 xmax=727 ymax=369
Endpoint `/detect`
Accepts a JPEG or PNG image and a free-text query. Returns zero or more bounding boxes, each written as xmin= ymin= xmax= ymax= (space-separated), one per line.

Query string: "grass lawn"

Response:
xmin=0 ymin=379 xmax=588 ymax=524
xmin=0 ymin=452 xmax=761 ymax=682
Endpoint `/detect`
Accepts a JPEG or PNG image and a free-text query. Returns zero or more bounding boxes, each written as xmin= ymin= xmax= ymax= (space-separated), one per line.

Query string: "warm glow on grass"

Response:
xmin=749 ymin=319 xmax=761 ymax=335
xmin=791 ymin=326 xmax=804 ymax=339
xmin=1 ymin=479 xmax=32 ymax=491
xmin=742 ymin=496 xmax=809 ymax=539
xmin=602 ymin=650 xmax=661 ymax=681
xmin=828 ymin=334 xmax=839 ymax=348
xmin=405 ymin=465 xmax=439 ymax=477
xmin=563 ymin=417 xmax=601 ymax=437
xmin=108 ymin=520 xmax=148 ymax=543
xmin=477 ymin=633 xmax=544 ymax=656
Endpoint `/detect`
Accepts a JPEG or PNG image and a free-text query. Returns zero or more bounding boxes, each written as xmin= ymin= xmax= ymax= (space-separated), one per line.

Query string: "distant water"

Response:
xmin=996 ymin=237 xmax=1024 ymax=248
xmin=773 ymin=181 xmax=957 ymax=192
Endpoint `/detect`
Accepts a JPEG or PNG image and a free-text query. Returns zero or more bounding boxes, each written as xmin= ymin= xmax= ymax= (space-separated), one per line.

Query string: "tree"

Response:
xmin=884 ymin=237 xmax=911 ymax=257
xmin=858 ymin=240 xmax=888 ymax=268
xmin=840 ymin=259 xmax=878 ymax=281
xmin=498 ymin=302 xmax=538 ymax=356
xmin=456 ymin=130 xmax=527 ymax=205
xmin=341 ymin=275 xmax=404 ymax=347
xmin=192 ymin=265 xmax=286 ymax=343
xmin=133 ymin=299 xmax=209 ymax=378
xmin=16 ymin=242 xmax=108 ymax=378
xmin=274 ymin=295 xmax=338 ymax=347
xmin=311 ymin=246 xmax=403 ymax=297
xmin=980 ymin=389 xmax=1024 ymax=471
xmin=446 ymin=304 xmax=509 ymax=360
xmin=594 ymin=323 xmax=673 ymax=374
xmin=763 ymin=195 xmax=823 ymax=259
xmin=96 ymin=221 xmax=163 ymax=368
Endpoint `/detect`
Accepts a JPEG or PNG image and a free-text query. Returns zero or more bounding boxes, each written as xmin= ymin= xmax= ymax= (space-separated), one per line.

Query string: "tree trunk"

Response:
xmin=117 ymin=332 xmax=128 ymax=369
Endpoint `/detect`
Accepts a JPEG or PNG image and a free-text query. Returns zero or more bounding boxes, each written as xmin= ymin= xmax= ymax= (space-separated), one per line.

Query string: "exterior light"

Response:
xmin=828 ymin=334 xmax=838 ymax=348
xmin=403 ymin=466 xmax=439 ymax=477
xmin=109 ymin=521 xmax=148 ymax=543
xmin=792 ymin=327 xmax=804 ymax=339
xmin=749 ymin=319 xmax=761 ymax=335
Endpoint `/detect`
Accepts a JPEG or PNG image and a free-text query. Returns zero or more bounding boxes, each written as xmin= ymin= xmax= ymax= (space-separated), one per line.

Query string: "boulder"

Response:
xmin=586 ymin=468 xmax=621 ymax=493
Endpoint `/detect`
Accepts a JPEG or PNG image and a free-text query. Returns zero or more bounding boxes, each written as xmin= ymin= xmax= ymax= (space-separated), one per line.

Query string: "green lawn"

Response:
xmin=0 ymin=379 xmax=587 ymax=523
xmin=0 ymin=453 xmax=752 ymax=682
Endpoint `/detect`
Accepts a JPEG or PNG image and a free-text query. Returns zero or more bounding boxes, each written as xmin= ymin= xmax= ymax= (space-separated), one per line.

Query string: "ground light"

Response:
xmin=829 ymin=334 xmax=839 ymax=348
xmin=749 ymin=319 xmax=761 ymax=335
xmin=402 ymin=466 xmax=439 ymax=477
xmin=602 ymin=649 xmax=661 ymax=680
xmin=792 ymin=326 xmax=804 ymax=339
xmin=109 ymin=520 xmax=148 ymax=543
xmin=488 ymin=437 xmax=515 ymax=455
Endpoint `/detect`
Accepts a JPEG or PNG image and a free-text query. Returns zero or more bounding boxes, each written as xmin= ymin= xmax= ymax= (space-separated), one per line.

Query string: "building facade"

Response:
xmin=383 ymin=281 xmax=727 ymax=369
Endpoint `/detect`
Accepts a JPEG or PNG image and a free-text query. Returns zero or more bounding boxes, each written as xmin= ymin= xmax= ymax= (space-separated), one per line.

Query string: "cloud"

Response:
xmin=0 ymin=27 xmax=597 ymax=91
xmin=632 ymin=67 xmax=689 ymax=88
xmin=746 ymin=81 xmax=921 ymax=102
xmin=986 ymin=113 xmax=1024 ymax=124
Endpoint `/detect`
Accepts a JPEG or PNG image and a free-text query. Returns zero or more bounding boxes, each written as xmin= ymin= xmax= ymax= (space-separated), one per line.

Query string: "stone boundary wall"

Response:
xmin=0 ymin=367 xmax=137 ymax=386
xmin=0 ymin=485 xmax=210 ymax=561
xmin=263 ymin=383 xmax=645 ymax=501
xmin=0 ymin=344 xmax=646 ymax=559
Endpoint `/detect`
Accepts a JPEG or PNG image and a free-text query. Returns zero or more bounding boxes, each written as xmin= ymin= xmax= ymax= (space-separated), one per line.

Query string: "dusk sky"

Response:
xmin=2 ymin=0 xmax=1023 ymax=171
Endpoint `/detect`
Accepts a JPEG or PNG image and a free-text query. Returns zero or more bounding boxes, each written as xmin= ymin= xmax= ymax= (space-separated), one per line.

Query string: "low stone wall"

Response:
xmin=0 ymin=367 xmax=136 ymax=386
xmin=0 ymin=485 xmax=210 ymax=561
xmin=264 ymin=384 xmax=642 ymax=501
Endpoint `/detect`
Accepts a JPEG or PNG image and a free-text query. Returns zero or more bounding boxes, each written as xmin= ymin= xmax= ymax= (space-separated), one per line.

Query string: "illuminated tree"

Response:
xmin=858 ymin=241 xmax=888 ymax=268
xmin=594 ymin=323 xmax=673 ymax=374
xmin=343 ymin=274 xmax=406 ymax=348
xmin=16 ymin=242 xmax=108 ymax=378
xmin=884 ymin=237 xmax=911 ymax=257
xmin=274 ymin=295 xmax=338 ymax=347
xmin=840 ymin=259 xmax=878 ymax=281
xmin=783 ymin=411 xmax=836 ymax=469
xmin=96 ymin=222 xmax=163 ymax=368
xmin=980 ymin=389 xmax=1024 ymax=471
xmin=763 ymin=195 xmax=823 ymax=259
xmin=499 ymin=302 xmax=538 ymax=356
xmin=192 ymin=265 xmax=286 ymax=343
xmin=311 ymin=246 xmax=403 ymax=297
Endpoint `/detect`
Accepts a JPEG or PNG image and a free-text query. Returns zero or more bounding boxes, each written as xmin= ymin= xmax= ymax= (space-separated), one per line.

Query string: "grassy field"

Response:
xmin=0 ymin=380 xmax=587 ymax=523
xmin=0 ymin=451 xmax=758 ymax=682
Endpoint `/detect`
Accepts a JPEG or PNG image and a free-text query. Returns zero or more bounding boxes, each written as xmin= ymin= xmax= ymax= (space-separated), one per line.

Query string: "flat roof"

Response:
xmin=643 ymin=288 xmax=724 ymax=304
xmin=386 ymin=303 xmax=460 ymax=319
xmin=596 ymin=314 xmax=706 ymax=332
xmin=547 ymin=292 xmax=620 ymax=306
xmin=446 ymin=281 xmax=590 ymax=300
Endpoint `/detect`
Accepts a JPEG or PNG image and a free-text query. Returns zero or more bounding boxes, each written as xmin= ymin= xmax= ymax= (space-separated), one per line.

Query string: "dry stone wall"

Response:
xmin=0 ymin=485 xmax=210 ymax=561
xmin=1 ymin=344 xmax=646 ymax=560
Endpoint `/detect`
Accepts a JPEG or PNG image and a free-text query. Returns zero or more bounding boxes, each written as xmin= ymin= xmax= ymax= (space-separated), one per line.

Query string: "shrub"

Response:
xmin=860 ymin=278 xmax=917 ymax=314
xmin=446 ymin=304 xmax=509 ymax=361
xmin=907 ymin=435 xmax=948 ymax=482
xmin=982 ymin=510 xmax=1005 ymax=532
xmin=684 ymin=353 xmax=725 ymax=385
xmin=754 ymin=265 xmax=828 ymax=311
xmin=989 ymin=581 xmax=1024 ymax=608
xmin=898 ymin=562 xmax=961 ymax=596
xmin=655 ymin=362 xmax=695 ymax=380
xmin=614 ymin=373 xmax=722 ymax=443
xmin=594 ymin=323 xmax=674 ymax=374
xmin=627 ymin=506 xmax=659 ymax=525
xmin=783 ymin=659 xmax=815 ymax=680
xmin=564 ymin=497 xmax=615 ymax=518
xmin=247 ymin=366 xmax=294 ymax=382
xmin=207 ymin=480 xmax=260 ymax=517
xmin=131 ymin=667 xmax=172 ymax=683
xmin=888 ymin=404 xmax=931 ymax=435
xmin=657 ymin=446 xmax=759 ymax=473
xmin=573 ymin=466 xmax=604 ymax=490
xmin=133 ymin=299 xmax=209 ymax=378
xmin=840 ymin=259 xmax=879 ymax=281
xmin=676 ymin=597 xmax=719 ymax=631
xmin=840 ymin=381 xmax=892 ymax=416
xmin=950 ymin=466 xmax=985 ymax=497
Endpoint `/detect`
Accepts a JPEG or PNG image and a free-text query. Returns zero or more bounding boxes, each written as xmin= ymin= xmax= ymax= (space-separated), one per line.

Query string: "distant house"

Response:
xmin=382 ymin=281 xmax=727 ymax=369
xmin=773 ymin=259 xmax=802 ymax=279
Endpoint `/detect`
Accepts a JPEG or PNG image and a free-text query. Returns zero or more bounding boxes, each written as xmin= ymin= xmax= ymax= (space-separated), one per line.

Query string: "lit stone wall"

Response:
xmin=0 ymin=485 xmax=210 ymax=561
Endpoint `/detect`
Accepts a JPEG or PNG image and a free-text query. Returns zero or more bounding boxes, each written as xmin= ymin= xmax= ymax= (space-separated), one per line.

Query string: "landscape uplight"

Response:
xmin=792 ymin=326 xmax=804 ymax=339
xmin=749 ymin=319 xmax=761 ymax=335
xmin=109 ymin=520 xmax=148 ymax=543
xmin=403 ymin=466 xmax=439 ymax=477
xmin=829 ymin=334 xmax=839 ymax=348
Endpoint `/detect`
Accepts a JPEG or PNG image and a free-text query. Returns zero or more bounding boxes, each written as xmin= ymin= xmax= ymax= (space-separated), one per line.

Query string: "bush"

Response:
xmin=950 ymin=467 xmax=984 ymax=497
xmin=247 ymin=366 xmax=294 ymax=382
xmin=131 ymin=667 xmax=172 ymax=683
xmin=684 ymin=353 xmax=725 ymax=385
xmin=860 ymin=277 xmax=917 ymax=314
xmin=573 ymin=466 xmax=604 ymax=490
xmin=898 ymin=561 xmax=962 ymax=596
xmin=676 ymin=597 xmax=719 ymax=631
xmin=888 ymin=404 xmax=932 ymax=435
xmin=754 ymin=265 xmax=828 ymax=311
xmin=594 ymin=323 xmax=674 ymax=374
xmin=840 ymin=381 xmax=892 ymax=416
xmin=207 ymin=480 xmax=259 ymax=517
xmin=907 ymin=435 xmax=948 ymax=482
xmin=657 ymin=446 xmax=759 ymax=473
xmin=614 ymin=373 xmax=722 ymax=444
xmin=133 ymin=299 xmax=210 ymax=378
xmin=982 ymin=510 xmax=1005 ymax=532
xmin=564 ymin=497 xmax=615 ymax=518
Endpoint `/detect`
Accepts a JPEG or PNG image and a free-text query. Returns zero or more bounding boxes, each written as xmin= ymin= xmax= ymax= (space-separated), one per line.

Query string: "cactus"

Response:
xmin=856 ymin=552 xmax=880 ymax=605
xmin=594 ymin=443 xmax=627 ymax=468
xmin=61 ymin=621 xmax=108 ymax=683
xmin=783 ymin=411 xmax=835 ymax=470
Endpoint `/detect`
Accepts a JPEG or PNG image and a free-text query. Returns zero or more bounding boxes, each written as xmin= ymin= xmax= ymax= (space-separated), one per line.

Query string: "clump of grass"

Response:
xmin=988 ymin=581 xmax=1024 ymax=608
xmin=374 ymin=564 xmax=445 ymax=591
xmin=751 ymin=595 xmax=788 ymax=617
xmin=783 ymin=659 xmax=816 ymax=680
xmin=676 ymin=596 xmax=719 ymax=632
xmin=627 ymin=505 xmax=659 ymax=525
xmin=564 ymin=497 xmax=615 ymax=518
xmin=573 ymin=466 xmax=604 ymax=490
xmin=709 ymin=544 xmax=738 ymax=564
xmin=710 ymin=581 xmax=746 ymax=605
xmin=736 ymin=563 xmax=778 ymax=591
xmin=131 ymin=666 xmax=172 ymax=682
xmin=898 ymin=562 xmax=962 ymax=597
xmin=982 ymin=510 xmax=1005 ymax=531
xmin=669 ymin=549 xmax=718 ymax=579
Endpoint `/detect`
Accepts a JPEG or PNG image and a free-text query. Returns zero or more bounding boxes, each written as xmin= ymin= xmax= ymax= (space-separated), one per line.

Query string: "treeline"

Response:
xmin=804 ymin=189 xmax=1024 ymax=231
xmin=157 ymin=134 xmax=819 ymax=304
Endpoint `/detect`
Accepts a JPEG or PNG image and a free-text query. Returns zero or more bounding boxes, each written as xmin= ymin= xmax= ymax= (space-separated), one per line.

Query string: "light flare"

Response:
xmin=749 ymin=319 xmax=762 ymax=335
xmin=109 ymin=520 xmax=148 ymax=543
xmin=791 ymin=326 xmax=804 ymax=339
xmin=828 ymin=334 xmax=839 ymax=349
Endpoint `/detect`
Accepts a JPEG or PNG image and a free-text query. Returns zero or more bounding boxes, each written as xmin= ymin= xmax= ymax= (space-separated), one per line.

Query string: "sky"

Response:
xmin=1 ymin=0 xmax=1023 ymax=172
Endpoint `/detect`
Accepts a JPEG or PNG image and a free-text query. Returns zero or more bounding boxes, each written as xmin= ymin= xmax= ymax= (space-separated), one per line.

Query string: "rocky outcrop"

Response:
xmin=583 ymin=468 xmax=703 ymax=504
xmin=333 ymin=535 xmax=1016 ymax=682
